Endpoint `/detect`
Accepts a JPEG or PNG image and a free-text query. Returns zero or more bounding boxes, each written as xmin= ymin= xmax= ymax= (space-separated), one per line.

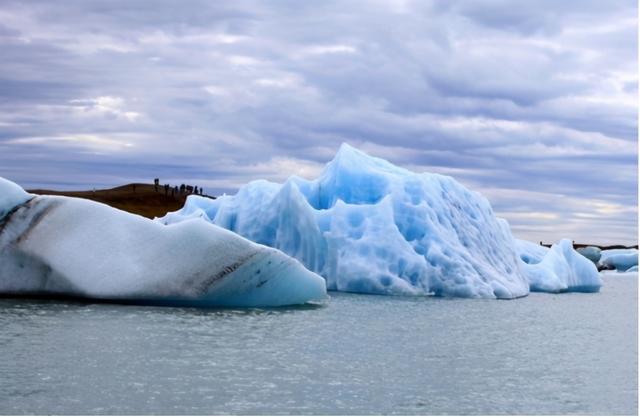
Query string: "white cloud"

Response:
xmin=69 ymin=96 xmax=142 ymax=122
xmin=7 ymin=133 xmax=136 ymax=152
xmin=302 ymin=44 xmax=357 ymax=55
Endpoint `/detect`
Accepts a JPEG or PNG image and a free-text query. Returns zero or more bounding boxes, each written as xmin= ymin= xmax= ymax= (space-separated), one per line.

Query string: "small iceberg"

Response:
xmin=516 ymin=239 xmax=602 ymax=293
xmin=0 ymin=177 xmax=327 ymax=307
xmin=599 ymin=249 xmax=638 ymax=272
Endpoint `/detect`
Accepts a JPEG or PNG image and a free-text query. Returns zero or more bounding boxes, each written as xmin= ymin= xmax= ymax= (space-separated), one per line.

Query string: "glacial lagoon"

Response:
xmin=0 ymin=272 xmax=636 ymax=415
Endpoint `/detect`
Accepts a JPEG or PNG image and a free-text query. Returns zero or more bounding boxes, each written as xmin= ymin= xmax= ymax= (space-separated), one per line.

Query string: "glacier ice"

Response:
xmin=161 ymin=144 xmax=539 ymax=298
xmin=0 ymin=177 xmax=327 ymax=307
xmin=516 ymin=239 xmax=602 ymax=293
xmin=599 ymin=249 xmax=638 ymax=272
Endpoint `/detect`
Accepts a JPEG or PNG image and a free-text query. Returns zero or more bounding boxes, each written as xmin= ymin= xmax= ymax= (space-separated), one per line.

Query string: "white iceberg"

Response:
xmin=160 ymin=144 xmax=536 ymax=298
xmin=516 ymin=239 xmax=602 ymax=293
xmin=599 ymin=249 xmax=638 ymax=272
xmin=0 ymin=178 xmax=327 ymax=307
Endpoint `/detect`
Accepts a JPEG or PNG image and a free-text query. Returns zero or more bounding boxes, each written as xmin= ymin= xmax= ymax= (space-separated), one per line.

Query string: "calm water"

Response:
xmin=0 ymin=273 xmax=636 ymax=415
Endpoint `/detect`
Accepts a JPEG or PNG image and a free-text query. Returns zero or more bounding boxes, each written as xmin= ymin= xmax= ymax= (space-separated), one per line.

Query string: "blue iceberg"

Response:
xmin=160 ymin=144 xmax=538 ymax=298
xmin=516 ymin=239 xmax=602 ymax=293
xmin=599 ymin=249 xmax=638 ymax=272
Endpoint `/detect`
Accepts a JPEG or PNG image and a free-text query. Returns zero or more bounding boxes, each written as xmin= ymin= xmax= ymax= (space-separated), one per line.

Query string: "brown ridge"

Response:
xmin=27 ymin=183 xmax=215 ymax=219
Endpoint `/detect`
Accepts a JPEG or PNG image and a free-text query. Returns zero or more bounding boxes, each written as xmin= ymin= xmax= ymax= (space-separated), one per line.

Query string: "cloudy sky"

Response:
xmin=0 ymin=0 xmax=637 ymax=245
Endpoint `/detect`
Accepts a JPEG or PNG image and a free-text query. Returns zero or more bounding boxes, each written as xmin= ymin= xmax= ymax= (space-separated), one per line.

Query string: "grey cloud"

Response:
xmin=0 ymin=0 xmax=636 ymax=244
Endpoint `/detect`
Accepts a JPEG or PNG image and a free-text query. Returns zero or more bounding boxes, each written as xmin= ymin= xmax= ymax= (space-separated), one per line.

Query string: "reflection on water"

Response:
xmin=0 ymin=273 xmax=637 ymax=415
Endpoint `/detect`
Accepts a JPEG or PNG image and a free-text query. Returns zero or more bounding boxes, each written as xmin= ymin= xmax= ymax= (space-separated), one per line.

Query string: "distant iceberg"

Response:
xmin=0 ymin=178 xmax=327 ymax=307
xmin=516 ymin=239 xmax=602 ymax=293
xmin=160 ymin=144 xmax=599 ymax=299
xmin=599 ymin=249 xmax=638 ymax=272
xmin=576 ymin=246 xmax=601 ymax=264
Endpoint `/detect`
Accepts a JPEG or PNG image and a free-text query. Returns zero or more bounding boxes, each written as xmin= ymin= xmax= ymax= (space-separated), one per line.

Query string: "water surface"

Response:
xmin=0 ymin=273 xmax=636 ymax=415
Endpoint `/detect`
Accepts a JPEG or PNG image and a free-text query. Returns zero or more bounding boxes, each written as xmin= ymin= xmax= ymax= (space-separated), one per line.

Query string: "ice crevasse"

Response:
xmin=0 ymin=177 xmax=327 ymax=307
xmin=159 ymin=144 xmax=601 ymax=298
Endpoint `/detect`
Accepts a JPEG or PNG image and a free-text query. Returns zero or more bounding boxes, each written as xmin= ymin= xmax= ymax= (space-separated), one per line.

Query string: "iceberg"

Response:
xmin=516 ymin=239 xmax=602 ymax=293
xmin=599 ymin=249 xmax=638 ymax=272
xmin=576 ymin=246 xmax=601 ymax=264
xmin=0 ymin=178 xmax=326 ymax=307
xmin=160 ymin=144 xmax=536 ymax=298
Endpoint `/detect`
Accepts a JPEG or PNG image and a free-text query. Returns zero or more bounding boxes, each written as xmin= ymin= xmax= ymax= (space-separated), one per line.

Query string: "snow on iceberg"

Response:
xmin=599 ymin=249 xmax=638 ymax=272
xmin=160 ymin=144 xmax=534 ymax=299
xmin=516 ymin=239 xmax=602 ymax=293
xmin=0 ymin=177 xmax=326 ymax=307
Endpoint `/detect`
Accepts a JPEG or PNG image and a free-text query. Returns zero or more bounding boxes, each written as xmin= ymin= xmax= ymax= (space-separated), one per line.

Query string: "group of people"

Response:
xmin=152 ymin=178 xmax=204 ymax=197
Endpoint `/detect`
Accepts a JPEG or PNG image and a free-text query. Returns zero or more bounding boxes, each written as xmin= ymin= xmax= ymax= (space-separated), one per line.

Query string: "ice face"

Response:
xmin=0 ymin=178 xmax=327 ymax=307
xmin=516 ymin=239 xmax=602 ymax=293
xmin=160 ymin=144 xmax=532 ymax=299
xmin=599 ymin=249 xmax=638 ymax=272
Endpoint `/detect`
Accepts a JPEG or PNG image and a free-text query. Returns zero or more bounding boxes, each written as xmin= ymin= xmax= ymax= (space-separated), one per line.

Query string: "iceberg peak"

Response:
xmin=335 ymin=142 xmax=359 ymax=157
xmin=324 ymin=143 xmax=408 ymax=177
xmin=332 ymin=142 xmax=371 ymax=163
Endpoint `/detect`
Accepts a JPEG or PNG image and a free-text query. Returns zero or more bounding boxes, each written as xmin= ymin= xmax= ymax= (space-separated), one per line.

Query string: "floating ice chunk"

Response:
xmin=599 ymin=249 xmax=638 ymax=272
xmin=160 ymin=144 xmax=531 ymax=299
xmin=0 ymin=178 xmax=326 ymax=307
xmin=516 ymin=239 xmax=602 ymax=293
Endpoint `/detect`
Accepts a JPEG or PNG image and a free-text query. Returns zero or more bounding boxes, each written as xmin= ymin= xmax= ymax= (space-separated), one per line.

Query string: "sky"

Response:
xmin=0 ymin=0 xmax=637 ymax=245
